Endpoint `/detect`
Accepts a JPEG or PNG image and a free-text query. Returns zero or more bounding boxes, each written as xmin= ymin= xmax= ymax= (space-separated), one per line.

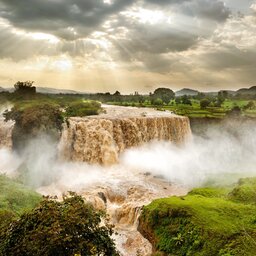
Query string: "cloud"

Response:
xmin=0 ymin=0 xmax=254 ymax=92
xmin=0 ymin=0 xmax=133 ymax=40
xmin=144 ymin=0 xmax=189 ymax=6
xmin=181 ymin=0 xmax=231 ymax=21
xmin=0 ymin=23 xmax=58 ymax=60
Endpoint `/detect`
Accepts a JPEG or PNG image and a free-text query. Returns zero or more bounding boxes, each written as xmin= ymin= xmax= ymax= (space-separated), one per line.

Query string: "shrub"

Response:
xmin=0 ymin=193 xmax=119 ymax=256
xmin=65 ymin=101 xmax=102 ymax=117
xmin=4 ymin=103 xmax=63 ymax=151
xmin=200 ymin=98 xmax=211 ymax=109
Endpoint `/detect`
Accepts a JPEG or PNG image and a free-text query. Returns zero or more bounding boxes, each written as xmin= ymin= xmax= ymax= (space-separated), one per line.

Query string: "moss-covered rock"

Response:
xmin=138 ymin=178 xmax=256 ymax=256
xmin=228 ymin=177 xmax=256 ymax=204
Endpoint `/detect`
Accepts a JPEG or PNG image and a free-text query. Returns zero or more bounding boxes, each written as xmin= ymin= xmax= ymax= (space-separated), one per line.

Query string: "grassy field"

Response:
xmin=139 ymin=177 xmax=256 ymax=256
xmin=0 ymin=93 xmax=102 ymax=118
xmin=107 ymin=99 xmax=256 ymax=118
xmin=0 ymin=175 xmax=41 ymax=231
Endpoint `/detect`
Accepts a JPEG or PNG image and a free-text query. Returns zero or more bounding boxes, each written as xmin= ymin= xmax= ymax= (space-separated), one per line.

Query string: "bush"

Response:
xmin=65 ymin=101 xmax=102 ymax=117
xmin=0 ymin=193 xmax=119 ymax=256
xmin=4 ymin=103 xmax=63 ymax=151
xmin=200 ymin=98 xmax=211 ymax=109
xmin=153 ymin=98 xmax=164 ymax=106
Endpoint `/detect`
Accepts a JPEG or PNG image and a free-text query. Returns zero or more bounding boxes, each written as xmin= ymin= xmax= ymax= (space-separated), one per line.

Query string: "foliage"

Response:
xmin=4 ymin=103 xmax=64 ymax=151
xmin=200 ymin=98 xmax=211 ymax=109
xmin=227 ymin=106 xmax=242 ymax=117
xmin=244 ymin=101 xmax=255 ymax=110
xmin=139 ymin=178 xmax=256 ymax=256
xmin=65 ymin=100 xmax=102 ymax=117
xmin=181 ymin=95 xmax=192 ymax=105
xmin=0 ymin=175 xmax=41 ymax=247
xmin=229 ymin=177 xmax=256 ymax=203
xmin=0 ymin=175 xmax=41 ymax=216
xmin=152 ymin=88 xmax=175 ymax=104
xmin=0 ymin=192 xmax=119 ymax=256
xmin=14 ymin=81 xmax=36 ymax=95
xmin=152 ymin=98 xmax=164 ymax=106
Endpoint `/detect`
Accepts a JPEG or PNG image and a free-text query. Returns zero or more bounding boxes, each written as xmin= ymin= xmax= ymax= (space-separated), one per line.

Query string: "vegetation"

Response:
xmin=139 ymin=177 xmax=256 ymax=256
xmin=2 ymin=81 xmax=256 ymax=120
xmin=200 ymin=98 xmax=211 ymax=109
xmin=4 ymin=103 xmax=63 ymax=151
xmin=0 ymin=177 xmax=118 ymax=256
xmin=65 ymin=100 xmax=102 ymax=117
xmin=14 ymin=81 xmax=36 ymax=95
xmin=0 ymin=175 xmax=41 ymax=217
xmin=0 ymin=174 xmax=41 ymax=241
xmin=151 ymin=88 xmax=175 ymax=104
xmin=0 ymin=192 xmax=118 ymax=256
xmin=1 ymin=81 xmax=103 ymax=150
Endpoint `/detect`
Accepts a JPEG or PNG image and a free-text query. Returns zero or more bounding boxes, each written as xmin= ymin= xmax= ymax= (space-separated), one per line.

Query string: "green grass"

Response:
xmin=0 ymin=93 xmax=102 ymax=118
xmin=0 ymin=175 xmax=41 ymax=216
xmin=107 ymin=99 xmax=256 ymax=119
xmin=139 ymin=177 xmax=256 ymax=256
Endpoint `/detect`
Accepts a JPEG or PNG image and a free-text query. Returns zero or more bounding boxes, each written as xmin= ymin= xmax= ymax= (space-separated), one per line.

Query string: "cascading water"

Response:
xmin=0 ymin=104 xmax=14 ymax=149
xmin=55 ymin=105 xmax=191 ymax=255
xmin=58 ymin=105 xmax=191 ymax=165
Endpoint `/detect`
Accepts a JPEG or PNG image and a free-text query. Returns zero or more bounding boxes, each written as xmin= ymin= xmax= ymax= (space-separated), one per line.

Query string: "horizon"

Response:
xmin=0 ymin=0 xmax=255 ymax=93
xmin=1 ymin=84 xmax=256 ymax=95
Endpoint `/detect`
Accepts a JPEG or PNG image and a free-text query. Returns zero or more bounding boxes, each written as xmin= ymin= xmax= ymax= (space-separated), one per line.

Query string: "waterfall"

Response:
xmin=58 ymin=106 xmax=191 ymax=165
xmin=0 ymin=103 xmax=14 ymax=149
xmin=55 ymin=106 xmax=192 ymax=255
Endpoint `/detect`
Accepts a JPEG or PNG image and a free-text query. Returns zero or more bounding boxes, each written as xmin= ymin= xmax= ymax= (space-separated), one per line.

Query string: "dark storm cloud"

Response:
xmin=0 ymin=0 xmax=133 ymax=40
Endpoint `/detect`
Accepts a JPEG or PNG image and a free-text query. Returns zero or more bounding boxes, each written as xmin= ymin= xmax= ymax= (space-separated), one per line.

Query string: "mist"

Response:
xmin=1 ymin=120 xmax=256 ymax=192
xmin=121 ymin=120 xmax=256 ymax=187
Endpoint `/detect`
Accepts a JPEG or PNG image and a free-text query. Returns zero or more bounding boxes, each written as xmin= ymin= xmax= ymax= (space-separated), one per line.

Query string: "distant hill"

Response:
xmin=36 ymin=87 xmax=83 ymax=94
xmin=4 ymin=86 xmax=83 ymax=94
xmin=175 ymin=88 xmax=199 ymax=97
xmin=218 ymin=90 xmax=236 ymax=95
xmin=236 ymin=86 xmax=256 ymax=95
xmin=0 ymin=87 xmax=6 ymax=92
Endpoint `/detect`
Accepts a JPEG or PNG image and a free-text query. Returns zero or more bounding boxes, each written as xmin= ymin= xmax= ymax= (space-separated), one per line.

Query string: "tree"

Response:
xmin=0 ymin=193 xmax=119 ymax=256
xmin=175 ymin=97 xmax=182 ymax=104
xmin=112 ymin=91 xmax=122 ymax=102
xmin=4 ymin=103 xmax=63 ymax=151
xmin=200 ymin=98 xmax=211 ymax=109
xmin=153 ymin=88 xmax=175 ymax=104
xmin=181 ymin=95 xmax=192 ymax=105
xmin=228 ymin=106 xmax=241 ymax=117
xmin=113 ymin=91 xmax=121 ymax=96
xmin=153 ymin=98 xmax=163 ymax=106
xmin=244 ymin=101 xmax=255 ymax=110
xmin=14 ymin=81 xmax=36 ymax=94
xmin=218 ymin=90 xmax=228 ymax=99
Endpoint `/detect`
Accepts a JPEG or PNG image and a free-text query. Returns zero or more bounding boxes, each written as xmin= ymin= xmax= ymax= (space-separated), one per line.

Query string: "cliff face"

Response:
xmin=58 ymin=113 xmax=191 ymax=165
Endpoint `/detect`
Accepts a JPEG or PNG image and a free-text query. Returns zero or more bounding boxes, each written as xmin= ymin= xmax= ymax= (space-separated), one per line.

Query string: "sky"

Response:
xmin=0 ymin=0 xmax=255 ymax=93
